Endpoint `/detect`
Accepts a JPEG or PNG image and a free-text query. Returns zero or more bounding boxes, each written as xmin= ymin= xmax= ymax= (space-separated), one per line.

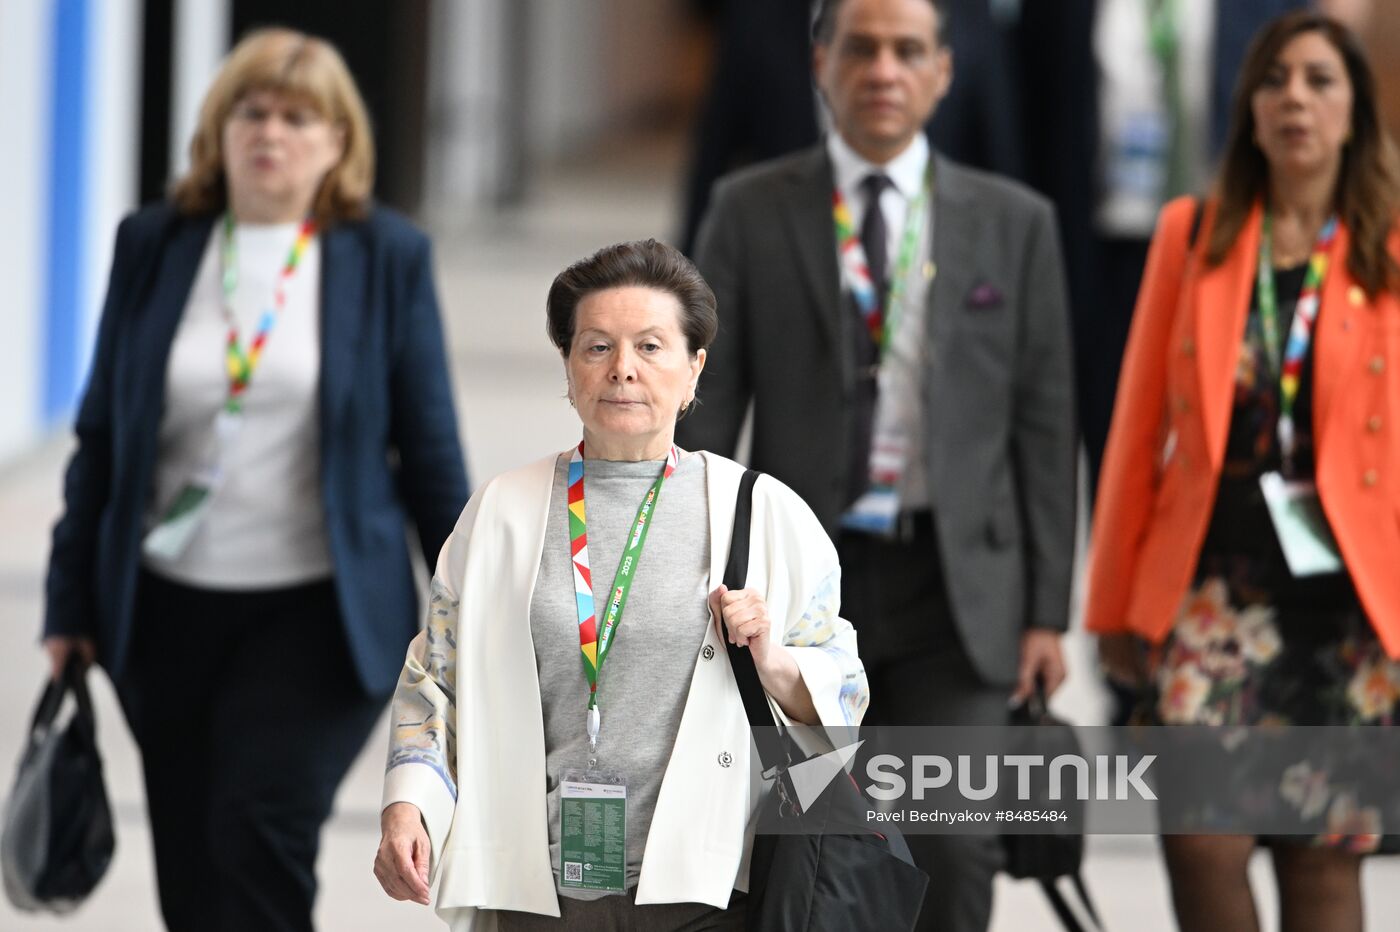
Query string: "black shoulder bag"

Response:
xmin=725 ymin=469 xmax=929 ymax=931
xmin=1000 ymin=686 xmax=1104 ymax=932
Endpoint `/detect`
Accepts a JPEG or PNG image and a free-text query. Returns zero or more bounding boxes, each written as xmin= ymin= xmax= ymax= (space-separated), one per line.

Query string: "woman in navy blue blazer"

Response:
xmin=40 ymin=28 xmax=469 ymax=931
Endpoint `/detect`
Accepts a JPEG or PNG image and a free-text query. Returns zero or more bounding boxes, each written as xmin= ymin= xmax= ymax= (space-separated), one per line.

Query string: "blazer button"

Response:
xmin=1349 ymin=285 xmax=1366 ymax=306
xmin=1364 ymin=469 xmax=1379 ymax=488
xmin=1182 ymin=338 xmax=1196 ymax=357
xmin=1174 ymin=396 xmax=1190 ymax=413
xmin=1371 ymin=356 xmax=1386 ymax=375
xmin=1368 ymin=416 xmax=1383 ymax=433
xmin=718 ymin=751 xmax=733 ymax=768
xmin=702 ymin=645 xmax=715 ymax=661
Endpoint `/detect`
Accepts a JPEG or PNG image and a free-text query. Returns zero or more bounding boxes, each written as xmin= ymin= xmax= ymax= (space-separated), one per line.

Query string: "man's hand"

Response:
xmin=1011 ymin=628 xmax=1067 ymax=705
xmin=374 ymin=802 xmax=431 ymax=906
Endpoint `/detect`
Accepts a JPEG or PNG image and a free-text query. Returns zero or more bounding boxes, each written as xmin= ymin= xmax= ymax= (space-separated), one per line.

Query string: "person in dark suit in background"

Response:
xmin=1020 ymin=0 xmax=1310 ymax=499
xmin=679 ymin=0 xmax=1027 ymax=255
xmin=40 ymin=28 xmax=469 ymax=932
xmin=679 ymin=0 xmax=822 ymax=256
xmin=924 ymin=0 xmax=1024 ymax=180
xmin=676 ymin=1 xmax=1077 ymax=928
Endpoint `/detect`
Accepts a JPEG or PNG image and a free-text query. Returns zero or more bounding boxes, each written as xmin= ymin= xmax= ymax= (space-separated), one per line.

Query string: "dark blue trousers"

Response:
xmin=117 ymin=570 xmax=384 ymax=932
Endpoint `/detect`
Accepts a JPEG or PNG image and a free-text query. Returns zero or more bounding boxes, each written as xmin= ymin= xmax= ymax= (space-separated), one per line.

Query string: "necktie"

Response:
xmin=860 ymin=173 xmax=892 ymax=312
xmin=849 ymin=172 xmax=891 ymax=506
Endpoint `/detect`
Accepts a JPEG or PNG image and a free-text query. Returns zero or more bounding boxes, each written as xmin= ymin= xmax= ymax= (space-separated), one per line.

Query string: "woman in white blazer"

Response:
xmin=372 ymin=240 xmax=868 ymax=931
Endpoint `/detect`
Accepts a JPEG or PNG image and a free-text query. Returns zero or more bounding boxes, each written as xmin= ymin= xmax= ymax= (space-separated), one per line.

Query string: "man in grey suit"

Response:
xmin=676 ymin=1 xmax=1076 ymax=928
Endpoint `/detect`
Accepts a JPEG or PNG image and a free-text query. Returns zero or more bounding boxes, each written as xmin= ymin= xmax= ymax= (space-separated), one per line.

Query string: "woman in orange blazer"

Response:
xmin=1087 ymin=12 xmax=1400 ymax=932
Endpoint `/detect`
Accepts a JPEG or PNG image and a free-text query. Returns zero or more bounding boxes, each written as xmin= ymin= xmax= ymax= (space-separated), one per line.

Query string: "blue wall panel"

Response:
xmin=42 ymin=0 xmax=90 ymax=423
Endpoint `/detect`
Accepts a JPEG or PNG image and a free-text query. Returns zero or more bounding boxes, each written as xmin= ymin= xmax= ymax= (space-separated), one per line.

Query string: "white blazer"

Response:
xmin=381 ymin=450 xmax=867 ymax=930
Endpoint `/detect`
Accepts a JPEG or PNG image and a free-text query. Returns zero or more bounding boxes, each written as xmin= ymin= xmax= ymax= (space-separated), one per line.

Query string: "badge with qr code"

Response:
xmin=559 ymin=770 xmax=626 ymax=894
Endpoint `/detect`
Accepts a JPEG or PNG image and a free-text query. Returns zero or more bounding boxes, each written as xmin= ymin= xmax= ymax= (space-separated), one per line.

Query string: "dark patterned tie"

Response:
xmin=859 ymin=173 xmax=893 ymax=313
xmin=847 ymin=173 xmax=891 ymax=507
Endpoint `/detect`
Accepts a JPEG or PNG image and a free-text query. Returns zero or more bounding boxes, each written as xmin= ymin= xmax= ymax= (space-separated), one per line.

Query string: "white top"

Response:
xmin=143 ymin=221 xmax=333 ymax=589
xmin=825 ymin=131 xmax=935 ymax=509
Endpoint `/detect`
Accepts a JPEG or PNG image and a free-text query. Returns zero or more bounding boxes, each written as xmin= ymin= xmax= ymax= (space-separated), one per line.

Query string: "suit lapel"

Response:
xmin=319 ymin=221 xmax=368 ymax=435
xmin=927 ymin=154 xmax=979 ymax=349
xmin=1195 ymin=204 xmax=1258 ymax=469
xmin=778 ymin=148 xmax=845 ymax=377
xmin=126 ymin=215 xmax=215 ymax=414
xmin=1313 ymin=222 xmax=1365 ymax=452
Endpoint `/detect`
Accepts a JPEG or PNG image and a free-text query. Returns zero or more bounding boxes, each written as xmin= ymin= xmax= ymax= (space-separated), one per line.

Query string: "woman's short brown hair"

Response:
xmin=1209 ymin=12 xmax=1400 ymax=294
xmin=171 ymin=27 xmax=375 ymax=224
xmin=546 ymin=240 xmax=718 ymax=357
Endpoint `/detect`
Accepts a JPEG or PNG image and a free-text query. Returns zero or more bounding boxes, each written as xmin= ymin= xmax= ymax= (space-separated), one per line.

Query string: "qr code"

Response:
xmin=564 ymin=862 xmax=583 ymax=883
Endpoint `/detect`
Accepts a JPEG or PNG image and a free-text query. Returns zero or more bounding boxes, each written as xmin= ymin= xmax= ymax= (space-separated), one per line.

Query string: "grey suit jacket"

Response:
xmin=676 ymin=145 xmax=1077 ymax=685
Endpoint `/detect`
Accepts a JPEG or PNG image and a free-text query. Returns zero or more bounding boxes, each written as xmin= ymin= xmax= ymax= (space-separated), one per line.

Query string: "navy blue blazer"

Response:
xmin=43 ymin=202 xmax=470 ymax=696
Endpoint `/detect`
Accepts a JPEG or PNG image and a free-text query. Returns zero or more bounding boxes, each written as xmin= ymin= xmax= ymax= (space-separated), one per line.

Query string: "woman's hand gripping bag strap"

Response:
xmin=2 ymin=656 xmax=115 ymax=913
xmin=724 ymin=469 xmax=929 ymax=931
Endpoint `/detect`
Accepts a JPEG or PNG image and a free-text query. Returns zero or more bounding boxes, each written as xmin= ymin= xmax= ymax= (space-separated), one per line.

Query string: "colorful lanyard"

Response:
xmin=1257 ymin=209 xmax=1338 ymax=465
xmin=219 ymin=212 xmax=317 ymax=414
xmin=567 ymin=441 xmax=679 ymax=749
xmin=832 ymin=166 xmax=931 ymax=353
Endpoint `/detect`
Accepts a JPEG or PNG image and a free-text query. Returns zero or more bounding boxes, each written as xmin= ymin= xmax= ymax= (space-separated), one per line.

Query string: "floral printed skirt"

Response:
xmin=1144 ymin=575 xmax=1400 ymax=853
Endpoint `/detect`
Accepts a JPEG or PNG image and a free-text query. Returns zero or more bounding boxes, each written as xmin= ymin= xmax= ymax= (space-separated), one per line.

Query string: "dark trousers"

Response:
xmin=840 ymin=518 xmax=1008 ymax=932
xmin=493 ymin=889 xmax=746 ymax=931
xmin=116 ymin=570 xmax=384 ymax=932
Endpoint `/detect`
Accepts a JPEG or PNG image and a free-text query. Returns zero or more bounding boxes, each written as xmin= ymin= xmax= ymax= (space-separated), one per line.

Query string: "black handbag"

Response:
xmin=1 ymin=658 xmax=115 ymax=913
xmin=725 ymin=469 xmax=929 ymax=931
xmin=1000 ymin=686 xmax=1103 ymax=932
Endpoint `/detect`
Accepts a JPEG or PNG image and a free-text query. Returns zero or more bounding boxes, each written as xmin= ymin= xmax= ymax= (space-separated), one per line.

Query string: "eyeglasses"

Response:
xmin=228 ymin=100 xmax=327 ymax=130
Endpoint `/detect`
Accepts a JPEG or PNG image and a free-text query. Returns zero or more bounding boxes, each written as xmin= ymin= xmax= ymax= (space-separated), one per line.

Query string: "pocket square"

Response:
xmin=965 ymin=282 xmax=1004 ymax=309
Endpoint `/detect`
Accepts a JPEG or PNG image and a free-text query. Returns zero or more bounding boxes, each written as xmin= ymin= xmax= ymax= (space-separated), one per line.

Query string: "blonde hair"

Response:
xmin=171 ymin=27 xmax=375 ymax=224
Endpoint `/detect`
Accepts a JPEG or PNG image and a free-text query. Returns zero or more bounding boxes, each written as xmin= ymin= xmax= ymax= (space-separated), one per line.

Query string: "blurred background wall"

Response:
xmin=0 ymin=0 xmax=141 ymax=463
xmin=0 ymin=0 xmax=715 ymax=466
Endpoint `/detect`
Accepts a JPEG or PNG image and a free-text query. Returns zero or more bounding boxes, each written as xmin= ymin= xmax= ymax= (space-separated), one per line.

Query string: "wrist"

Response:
xmin=754 ymin=644 xmax=797 ymax=687
xmin=382 ymin=801 xmax=422 ymax=828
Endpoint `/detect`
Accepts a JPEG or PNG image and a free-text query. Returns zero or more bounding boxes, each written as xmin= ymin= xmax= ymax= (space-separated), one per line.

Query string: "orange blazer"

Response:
xmin=1086 ymin=196 xmax=1400 ymax=658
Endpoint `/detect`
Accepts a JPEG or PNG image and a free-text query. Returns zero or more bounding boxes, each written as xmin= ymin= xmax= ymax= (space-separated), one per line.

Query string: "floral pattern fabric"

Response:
xmin=1146 ymin=265 xmax=1400 ymax=852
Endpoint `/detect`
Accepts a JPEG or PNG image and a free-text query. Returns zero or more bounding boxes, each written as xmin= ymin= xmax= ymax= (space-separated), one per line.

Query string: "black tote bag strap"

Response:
xmin=65 ymin=656 xmax=99 ymax=743
xmin=722 ymin=469 xmax=791 ymax=774
xmin=26 ymin=652 xmax=93 ymax=738
xmin=1039 ymin=872 xmax=1104 ymax=932
xmin=26 ymin=677 xmax=66 ymax=739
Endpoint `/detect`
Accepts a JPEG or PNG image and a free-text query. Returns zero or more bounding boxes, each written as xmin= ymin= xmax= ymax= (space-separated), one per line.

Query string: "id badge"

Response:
xmin=558 ymin=769 xmax=626 ymax=895
xmin=1258 ymin=472 xmax=1343 ymax=577
xmin=141 ymin=410 xmax=244 ymax=560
